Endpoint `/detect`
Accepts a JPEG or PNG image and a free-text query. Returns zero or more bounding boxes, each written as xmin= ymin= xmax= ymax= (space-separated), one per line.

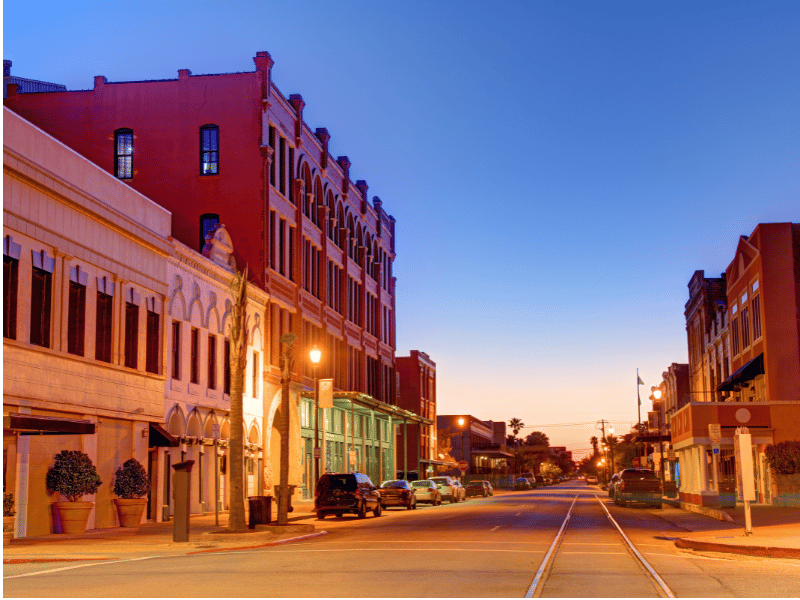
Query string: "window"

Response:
xmin=740 ymin=306 xmax=750 ymax=349
xmin=224 ymin=338 xmax=231 ymax=394
xmin=146 ymin=310 xmax=160 ymax=374
xmin=190 ymin=327 xmax=199 ymax=384
xmin=252 ymin=350 xmax=259 ymax=397
xmin=200 ymin=213 xmax=219 ymax=251
xmin=200 ymin=125 xmax=219 ymax=175
xmin=208 ymin=334 xmax=217 ymax=390
xmin=30 ymin=267 xmax=52 ymax=347
xmin=3 ymin=255 xmax=18 ymax=339
xmin=731 ymin=316 xmax=740 ymax=356
xmin=171 ymin=321 xmax=181 ymax=379
xmin=95 ymin=292 xmax=113 ymax=362
xmin=115 ymin=128 xmax=133 ymax=179
xmin=124 ymin=303 xmax=139 ymax=368
xmin=67 ymin=281 xmax=86 ymax=356
xmin=752 ymin=295 xmax=762 ymax=340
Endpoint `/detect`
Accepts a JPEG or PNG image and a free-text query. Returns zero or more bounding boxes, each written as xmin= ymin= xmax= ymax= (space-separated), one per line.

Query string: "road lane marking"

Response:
xmin=490 ymin=526 xmax=500 ymax=531
xmin=3 ymin=556 xmax=156 ymax=580
xmin=221 ymin=547 xmax=546 ymax=555
xmin=525 ymin=494 xmax=579 ymax=598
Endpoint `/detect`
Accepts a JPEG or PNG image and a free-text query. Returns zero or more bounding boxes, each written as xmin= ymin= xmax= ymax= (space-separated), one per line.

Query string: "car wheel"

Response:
xmin=317 ymin=511 xmax=326 ymax=520
xmin=618 ymin=498 xmax=626 ymax=507
xmin=412 ymin=498 xmax=417 ymax=510
xmin=652 ymin=503 xmax=662 ymax=509
xmin=436 ymin=497 xmax=442 ymax=506
xmin=335 ymin=512 xmax=343 ymax=518
xmin=357 ymin=501 xmax=366 ymax=519
xmin=373 ymin=502 xmax=382 ymax=517
xmin=483 ymin=491 xmax=488 ymax=498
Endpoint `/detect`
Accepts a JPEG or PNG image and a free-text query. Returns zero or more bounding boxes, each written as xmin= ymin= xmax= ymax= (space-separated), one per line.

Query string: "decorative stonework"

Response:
xmin=202 ymin=223 xmax=236 ymax=272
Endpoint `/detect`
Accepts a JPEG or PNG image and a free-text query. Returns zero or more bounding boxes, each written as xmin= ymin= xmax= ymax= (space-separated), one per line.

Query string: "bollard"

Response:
xmin=171 ymin=460 xmax=195 ymax=542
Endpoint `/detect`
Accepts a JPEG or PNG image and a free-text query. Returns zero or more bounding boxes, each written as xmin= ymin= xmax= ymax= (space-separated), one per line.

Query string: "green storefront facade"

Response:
xmin=299 ymin=391 xmax=433 ymax=499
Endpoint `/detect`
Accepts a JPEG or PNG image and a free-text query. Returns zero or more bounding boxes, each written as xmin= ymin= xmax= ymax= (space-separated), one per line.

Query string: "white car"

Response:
xmin=430 ymin=476 xmax=461 ymax=503
xmin=586 ymin=475 xmax=599 ymax=484
xmin=410 ymin=480 xmax=443 ymax=505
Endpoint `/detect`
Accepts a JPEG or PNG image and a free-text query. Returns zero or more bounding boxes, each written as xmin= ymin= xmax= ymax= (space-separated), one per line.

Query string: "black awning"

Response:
xmin=3 ymin=413 xmax=95 ymax=435
xmin=149 ymin=423 xmax=179 ymax=447
xmin=717 ymin=353 xmax=764 ymax=392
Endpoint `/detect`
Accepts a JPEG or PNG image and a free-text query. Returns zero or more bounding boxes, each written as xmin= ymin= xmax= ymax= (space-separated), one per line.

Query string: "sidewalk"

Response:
xmin=3 ymin=500 xmax=322 ymax=563
xmin=661 ymin=498 xmax=800 ymax=558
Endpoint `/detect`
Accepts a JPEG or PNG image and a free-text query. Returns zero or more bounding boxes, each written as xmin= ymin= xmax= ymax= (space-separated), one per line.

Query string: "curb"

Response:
xmin=187 ymin=530 xmax=328 ymax=554
xmin=674 ymin=537 xmax=800 ymax=559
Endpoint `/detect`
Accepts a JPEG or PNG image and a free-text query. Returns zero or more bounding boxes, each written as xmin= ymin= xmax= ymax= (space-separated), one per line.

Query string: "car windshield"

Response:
xmin=320 ymin=475 xmax=357 ymax=492
xmin=622 ymin=470 xmax=658 ymax=480
xmin=430 ymin=478 xmax=448 ymax=485
xmin=381 ymin=480 xmax=407 ymax=488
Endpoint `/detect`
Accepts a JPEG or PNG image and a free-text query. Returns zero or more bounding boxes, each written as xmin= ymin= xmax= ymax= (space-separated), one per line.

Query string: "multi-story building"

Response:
xmin=3 ymin=60 xmax=65 ymax=98
xmin=3 ymin=108 xmax=172 ymax=536
xmin=685 ymin=271 xmax=729 ymax=403
xmin=5 ymin=51 xmax=402 ymax=504
xmin=437 ymin=415 xmax=513 ymax=479
xmin=395 ymin=350 xmax=438 ymax=478
xmin=672 ymin=223 xmax=800 ymax=507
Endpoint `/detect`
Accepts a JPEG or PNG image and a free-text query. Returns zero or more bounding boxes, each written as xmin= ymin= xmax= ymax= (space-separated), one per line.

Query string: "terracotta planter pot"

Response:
xmin=54 ymin=501 xmax=94 ymax=534
xmin=3 ymin=516 xmax=14 ymax=546
xmin=114 ymin=498 xmax=147 ymax=528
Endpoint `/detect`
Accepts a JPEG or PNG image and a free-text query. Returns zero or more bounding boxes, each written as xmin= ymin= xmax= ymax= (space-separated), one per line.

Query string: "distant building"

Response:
xmin=437 ymin=414 xmax=513 ymax=477
xmin=395 ymin=350 xmax=438 ymax=477
xmin=3 ymin=60 xmax=66 ymax=98
xmin=685 ymin=270 xmax=729 ymax=403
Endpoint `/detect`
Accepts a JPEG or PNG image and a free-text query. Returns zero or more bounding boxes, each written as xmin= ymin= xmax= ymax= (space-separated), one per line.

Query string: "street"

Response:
xmin=5 ymin=481 xmax=800 ymax=598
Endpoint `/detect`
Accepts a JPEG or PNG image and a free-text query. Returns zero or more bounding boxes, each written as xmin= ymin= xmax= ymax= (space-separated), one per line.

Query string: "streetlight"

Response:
xmin=457 ymin=417 xmax=467 ymax=478
xmin=309 ymin=345 xmax=322 ymax=492
xmin=653 ymin=388 xmax=666 ymax=492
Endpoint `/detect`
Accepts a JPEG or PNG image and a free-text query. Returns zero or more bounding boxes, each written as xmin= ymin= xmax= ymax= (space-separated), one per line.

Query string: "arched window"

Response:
xmin=114 ymin=128 xmax=133 ymax=179
xmin=200 ymin=125 xmax=219 ymax=175
xmin=303 ymin=167 xmax=313 ymax=219
xmin=336 ymin=204 xmax=344 ymax=248
xmin=326 ymin=191 xmax=335 ymax=240
xmin=313 ymin=179 xmax=322 ymax=227
xmin=200 ymin=213 xmax=219 ymax=251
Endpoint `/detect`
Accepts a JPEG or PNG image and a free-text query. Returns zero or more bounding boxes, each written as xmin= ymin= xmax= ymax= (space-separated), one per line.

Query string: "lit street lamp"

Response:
xmin=309 ymin=345 xmax=322 ymax=491
xmin=652 ymin=388 xmax=666 ymax=491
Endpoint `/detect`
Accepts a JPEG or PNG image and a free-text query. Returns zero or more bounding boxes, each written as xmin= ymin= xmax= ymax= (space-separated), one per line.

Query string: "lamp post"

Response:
xmin=457 ymin=417 xmax=467 ymax=477
xmin=309 ymin=345 xmax=322 ymax=493
xmin=608 ymin=427 xmax=615 ymax=478
xmin=653 ymin=388 xmax=666 ymax=492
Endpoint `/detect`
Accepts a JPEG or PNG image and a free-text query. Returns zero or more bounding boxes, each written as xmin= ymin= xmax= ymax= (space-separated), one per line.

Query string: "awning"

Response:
xmin=717 ymin=353 xmax=764 ymax=392
xmin=300 ymin=391 xmax=434 ymax=426
xmin=149 ymin=423 xmax=179 ymax=447
xmin=3 ymin=413 xmax=95 ymax=435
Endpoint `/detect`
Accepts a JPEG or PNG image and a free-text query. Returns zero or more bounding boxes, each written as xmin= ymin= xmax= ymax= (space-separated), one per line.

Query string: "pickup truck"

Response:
xmin=613 ymin=468 xmax=662 ymax=508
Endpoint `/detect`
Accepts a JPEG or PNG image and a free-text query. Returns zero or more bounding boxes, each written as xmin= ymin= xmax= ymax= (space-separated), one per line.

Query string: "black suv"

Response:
xmin=315 ymin=472 xmax=382 ymax=519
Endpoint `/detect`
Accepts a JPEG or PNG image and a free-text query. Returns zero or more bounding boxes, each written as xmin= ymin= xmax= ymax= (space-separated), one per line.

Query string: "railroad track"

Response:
xmin=525 ymin=494 xmax=675 ymax=598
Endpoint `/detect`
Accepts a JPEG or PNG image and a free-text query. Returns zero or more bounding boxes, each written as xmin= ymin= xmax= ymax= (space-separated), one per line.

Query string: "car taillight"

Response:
xmin=355 ymin=490 xmax=363 ymax=499
xmin=619 ymin=482 xmax=625 ymax=491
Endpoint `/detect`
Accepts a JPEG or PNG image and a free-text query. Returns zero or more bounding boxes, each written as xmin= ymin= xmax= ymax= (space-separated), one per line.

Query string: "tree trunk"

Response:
xmin=277 ymin=333 xmax=297 ymax=526
xmin=227 ymin=267 xmax=248 ymax=532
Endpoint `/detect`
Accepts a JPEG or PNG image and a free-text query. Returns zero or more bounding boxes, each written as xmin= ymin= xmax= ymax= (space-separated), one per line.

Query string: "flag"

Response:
xmin=637 ymin=375 xmax=645 ymax=386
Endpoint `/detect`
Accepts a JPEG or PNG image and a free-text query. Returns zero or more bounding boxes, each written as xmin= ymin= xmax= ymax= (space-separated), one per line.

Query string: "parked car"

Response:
xmin=410 ymin=480 xmax=442 ymax=505
xmin=480 ymin=480 xmax=494 ymax=496
xmin=379 ymin=480 xmax=418 ymax=510
xmin=452 ymin=480 xmax=467 ymax=502
xmin=315 ymin=472 xmax=382 ymax=519
xmin=430 ymin=476 xmax=460 ymax=503
xmin=613 ymin=468 xmax=663 ymax=508
xmin=607 ymin=473 xmax=621 ymax=497
xmin=586 ymin=475 xmax=599 ymax=484
xmin=534 ymin=475 xmax=545 ymax=485
xmin=577 ymin=475 xmax=586 ymax=482
xmin=466 ymin=480 xmax=491 ymax=497
xmin=514 ymin=477 xmax=532 ymax=490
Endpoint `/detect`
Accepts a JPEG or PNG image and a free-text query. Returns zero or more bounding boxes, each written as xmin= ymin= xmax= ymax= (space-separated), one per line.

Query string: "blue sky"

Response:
xmin=5 ymin=1 xmax=799 ymax=457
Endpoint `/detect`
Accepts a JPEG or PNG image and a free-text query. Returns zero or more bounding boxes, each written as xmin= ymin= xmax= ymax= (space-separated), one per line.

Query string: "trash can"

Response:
xmin=248 ymin=496 xmax=272 ymax=529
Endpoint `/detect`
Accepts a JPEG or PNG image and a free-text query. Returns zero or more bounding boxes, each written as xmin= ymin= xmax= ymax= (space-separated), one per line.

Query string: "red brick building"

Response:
xmin=395 ymin=350 xmax=437 ymax=477
xmin=4 ymin=52 xmax=398 ymax=405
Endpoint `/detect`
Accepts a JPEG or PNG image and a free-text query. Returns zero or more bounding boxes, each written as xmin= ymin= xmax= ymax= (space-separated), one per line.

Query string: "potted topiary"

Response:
xmin=3 ymin=493 xmax=15 ymax=546
xmin=112 ymin=458 xmax=150 ymax=527
xmin=46 ymin=450 xmax=102 ymax=533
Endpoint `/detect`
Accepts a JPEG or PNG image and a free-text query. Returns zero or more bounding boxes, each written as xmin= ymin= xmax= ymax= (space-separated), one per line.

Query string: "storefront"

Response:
xmin=298 ymin=392 xmax=432 ymax=499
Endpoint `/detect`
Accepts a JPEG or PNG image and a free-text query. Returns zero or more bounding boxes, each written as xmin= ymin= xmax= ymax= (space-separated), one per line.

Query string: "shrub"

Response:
xmin=112 ymin=459 xmax=150 ymax=499
xmin=46 ymin=450 xmax=102 ymax=502
xmin=765 ymin=441 xmax=800 ymax=475
xmin=4 ymin=493 xmax=15 ymax=517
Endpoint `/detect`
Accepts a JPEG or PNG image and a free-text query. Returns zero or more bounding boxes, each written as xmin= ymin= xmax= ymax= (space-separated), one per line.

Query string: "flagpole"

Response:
xmin=637 ymin=368 xmax=642 ymax=425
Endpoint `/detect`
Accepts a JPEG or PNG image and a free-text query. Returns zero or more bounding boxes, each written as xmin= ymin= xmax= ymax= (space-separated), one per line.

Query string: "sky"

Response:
xmin=4 ymin=0 xmax=799 ymax=459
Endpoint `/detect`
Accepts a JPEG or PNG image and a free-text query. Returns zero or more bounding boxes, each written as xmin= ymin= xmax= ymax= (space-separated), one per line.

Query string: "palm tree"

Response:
xmin=276 ymin=332 xmax=297 ymax=526
xmin=508 ymin=418 xmax=525 ymax=438
xmin=227 ymin=267 xmax=248 ymax=532
xmin=525 ymin=431 xmax=549 ymax=447
xmin=590 ymin=436 xmax=599 ymax=456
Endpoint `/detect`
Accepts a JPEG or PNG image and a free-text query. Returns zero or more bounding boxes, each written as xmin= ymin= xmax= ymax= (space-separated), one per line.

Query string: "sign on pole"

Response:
xmin=457 ymin=460 xmax=468 ymax=471
xmin=318 ymin=379 xmax=334 ymax=408
xmin=349 ymin=450 xmax=357 ymax=466
xmin=313 ymin=447 xmax=321 ymax=459
xmin=211 ymin=424 xmax=220 ymax=440
xmin=709 ymin=423 xmax=721 ymax=444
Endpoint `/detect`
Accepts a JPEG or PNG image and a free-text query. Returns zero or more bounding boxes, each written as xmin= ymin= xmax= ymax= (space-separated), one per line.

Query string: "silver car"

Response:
xmin=410 ymin=480 xmax=442 ymax=505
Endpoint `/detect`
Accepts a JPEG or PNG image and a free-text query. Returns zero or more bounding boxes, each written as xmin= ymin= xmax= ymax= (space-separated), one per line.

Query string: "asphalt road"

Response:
xmin=5 ymin=482 xmax=800 ymax=597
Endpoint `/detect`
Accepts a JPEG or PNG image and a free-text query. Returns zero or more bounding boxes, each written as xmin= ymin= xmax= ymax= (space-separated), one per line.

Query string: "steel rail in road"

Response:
xmin=594 ymin=494 xmax=675 ymax=598
xmin=524 ymin=494 xmax=578 ymax=598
